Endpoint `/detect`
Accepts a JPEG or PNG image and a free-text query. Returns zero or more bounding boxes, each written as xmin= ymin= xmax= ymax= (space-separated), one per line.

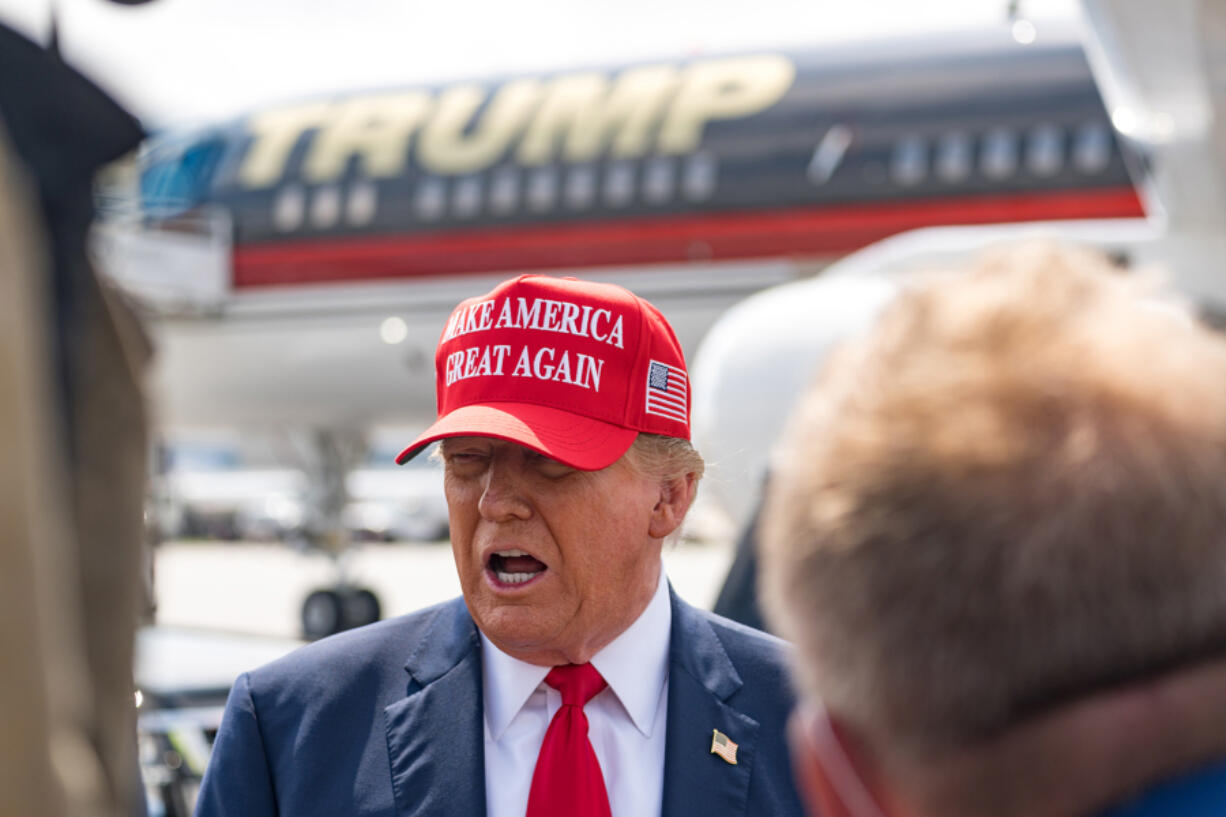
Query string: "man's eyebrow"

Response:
xmin=440 ymin=438 xmax=487 ymax=454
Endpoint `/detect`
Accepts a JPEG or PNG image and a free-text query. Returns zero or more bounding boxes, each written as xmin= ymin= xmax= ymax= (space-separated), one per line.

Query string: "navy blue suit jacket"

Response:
xmin=195 ymin=588 xmax=805 ymax=817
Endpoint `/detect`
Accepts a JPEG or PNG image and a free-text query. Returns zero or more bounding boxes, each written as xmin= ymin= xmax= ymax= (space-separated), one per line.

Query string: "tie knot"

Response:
xmin=545 ymin=663 xmax=606 ymax=707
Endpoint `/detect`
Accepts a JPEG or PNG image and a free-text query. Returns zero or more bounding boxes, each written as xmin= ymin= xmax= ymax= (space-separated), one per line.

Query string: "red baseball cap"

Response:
xmin=396 ymin=275 xmax=690 ymax=470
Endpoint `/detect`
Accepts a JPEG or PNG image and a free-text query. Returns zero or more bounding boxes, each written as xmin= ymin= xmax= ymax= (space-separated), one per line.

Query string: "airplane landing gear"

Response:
xmin=295 ymin=429 xmax=384 ymax=641
xmin=301 ymin=585 xmax=382 ymax=641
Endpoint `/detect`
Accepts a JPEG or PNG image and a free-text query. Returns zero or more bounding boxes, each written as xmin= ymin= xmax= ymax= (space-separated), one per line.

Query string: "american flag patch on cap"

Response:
xmin=645 ymin=360 xmax=688 ymax=424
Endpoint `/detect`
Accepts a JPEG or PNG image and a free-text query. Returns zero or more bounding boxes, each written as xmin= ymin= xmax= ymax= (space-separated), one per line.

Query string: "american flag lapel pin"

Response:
xmin=710 ymin=729 xmax=738 ymax=765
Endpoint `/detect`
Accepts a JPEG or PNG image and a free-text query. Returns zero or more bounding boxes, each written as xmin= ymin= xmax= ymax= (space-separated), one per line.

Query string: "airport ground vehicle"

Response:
xmin=135 ymin=626 xmax=302 ymax=817
xmin=154 ymin=459 xmax=448 ymax=544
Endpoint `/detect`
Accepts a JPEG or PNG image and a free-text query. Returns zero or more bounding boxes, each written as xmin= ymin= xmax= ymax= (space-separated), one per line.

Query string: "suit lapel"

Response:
xmin=384 ymin=599 xmax=487 ymax=817
xmin=661 ymin=590 xmax=758 ymax=817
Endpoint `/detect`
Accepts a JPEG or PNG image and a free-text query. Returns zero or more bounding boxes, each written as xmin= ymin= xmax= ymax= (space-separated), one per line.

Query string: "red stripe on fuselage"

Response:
xmin=231 ymin=187 xmax=1143 ymax=288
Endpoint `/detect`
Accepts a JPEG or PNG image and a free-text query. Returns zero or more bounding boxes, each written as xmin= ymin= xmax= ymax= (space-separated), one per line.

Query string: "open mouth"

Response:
xmin=486 ymin=549 xmax=548 ymax=588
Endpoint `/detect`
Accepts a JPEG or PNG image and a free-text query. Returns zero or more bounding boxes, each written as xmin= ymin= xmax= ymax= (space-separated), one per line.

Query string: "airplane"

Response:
xmin=94 ymin=12 xmax=1144 ymax=636
xmin=689 ymin=0 xmax=1226 ymax=626
xmin=98 ymin=16 xmax=1141 ymax=429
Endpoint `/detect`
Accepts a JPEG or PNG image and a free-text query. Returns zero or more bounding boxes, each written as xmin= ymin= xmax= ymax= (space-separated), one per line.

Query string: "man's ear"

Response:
xmin=788 ymin=705 xmax=891 ymax=817
xmin=647 ymin=472 xmax=696 ymax=539
xmin=790 ymin=708 xmax=855 ymax=817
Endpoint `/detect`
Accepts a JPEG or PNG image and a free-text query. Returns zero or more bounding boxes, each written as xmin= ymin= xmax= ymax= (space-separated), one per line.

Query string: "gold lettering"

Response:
xmin=302 ymin=91 xmax=432 ymax=183
xmin=517 ymin=66 xmax=679 ymax=165
xmin=419 ymin=80 xmax=542 ymax=175
xmin=239 ymin=103 xmax=334 ymax=188
xmin=658 ymin=55 xmax=795 ymax=154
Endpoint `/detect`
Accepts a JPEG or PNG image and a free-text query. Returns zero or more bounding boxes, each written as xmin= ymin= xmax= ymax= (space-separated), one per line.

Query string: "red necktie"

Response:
xmin=525 ymin=663 xmax=612 ymax=817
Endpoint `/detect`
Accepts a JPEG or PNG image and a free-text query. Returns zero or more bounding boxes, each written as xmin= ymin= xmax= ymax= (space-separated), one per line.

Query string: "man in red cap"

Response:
xmin=196 ymin=275 xmax=805 ymax=817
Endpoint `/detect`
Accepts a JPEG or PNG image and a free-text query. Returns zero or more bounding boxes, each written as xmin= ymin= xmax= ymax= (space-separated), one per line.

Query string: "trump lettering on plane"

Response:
xmin=236 ymin=54 xmax=796 ymax=186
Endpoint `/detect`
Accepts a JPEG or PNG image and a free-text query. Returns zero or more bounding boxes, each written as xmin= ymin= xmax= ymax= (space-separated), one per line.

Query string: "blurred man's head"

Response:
xmin=761 ymin=243 xmax=1226 ymax=817
xmin=400 ymin=275 xmax=703 ymax=666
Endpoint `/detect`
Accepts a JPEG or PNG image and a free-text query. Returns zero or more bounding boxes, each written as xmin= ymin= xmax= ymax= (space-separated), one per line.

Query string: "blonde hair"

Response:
xmin=761 ymin=242 xmax=1226 ymax=756
xmin=627 ymin=432 xmax=705 ymax=484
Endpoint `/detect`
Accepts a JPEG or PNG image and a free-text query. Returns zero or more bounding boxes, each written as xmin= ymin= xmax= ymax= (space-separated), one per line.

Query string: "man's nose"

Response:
xmin=477 ymin=458 xmax=532 ymax=521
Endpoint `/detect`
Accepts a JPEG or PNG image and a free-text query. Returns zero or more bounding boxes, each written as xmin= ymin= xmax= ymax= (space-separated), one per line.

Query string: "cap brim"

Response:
xmin=395 ymin=402 xmax=638 ymax=471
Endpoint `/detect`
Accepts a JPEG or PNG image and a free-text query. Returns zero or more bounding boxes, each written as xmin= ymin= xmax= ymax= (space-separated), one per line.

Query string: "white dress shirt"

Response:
xmin=481 ymin=570 xmax=671 ymax=817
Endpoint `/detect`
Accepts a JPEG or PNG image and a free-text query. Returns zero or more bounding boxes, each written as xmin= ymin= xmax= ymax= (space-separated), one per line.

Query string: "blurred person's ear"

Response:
xmin=788 ymin=704 xmax=891 ymax=817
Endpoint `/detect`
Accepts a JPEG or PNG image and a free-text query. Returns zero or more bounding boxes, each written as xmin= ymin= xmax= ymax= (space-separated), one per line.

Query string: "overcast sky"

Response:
xmin=0 ymin=0 xmax=1081 ymax=127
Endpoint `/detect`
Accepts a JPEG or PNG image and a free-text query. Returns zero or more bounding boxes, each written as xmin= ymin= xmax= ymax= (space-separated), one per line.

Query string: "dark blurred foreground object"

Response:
xmin=0 ymin=21 xmax=150 ymax=817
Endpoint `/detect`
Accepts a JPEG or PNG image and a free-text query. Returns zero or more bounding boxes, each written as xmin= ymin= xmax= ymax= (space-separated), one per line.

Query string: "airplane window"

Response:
xmin=643 ymin=157 xmax=675 ymax=204
xmin=346 ymin=181 xmax=378 ymax=226
xmin=604 ymin=161 xmax=635 ymax=207
xmin=167 ymin=445 xmax=241 ymax=471
xmin=489 ymin=167 xmax=519 ymax=214
xmin=273 ymin=185 xmax=305 ymax=232
xmin=935 ymin=132 xmax=972 ymax=182
xmin=414 ymin=178 xmax=446 ymax=221
xmin=890 ymin=135 xmax=927 ymax=186
xmin=138 ymin=136 xmax=224 ymax=218
xmin=807 ymin=123 xmax=853 ymax=186
xmin=981 ymin=128 xmax=1018 ymax=179
xmin=1074 ymin=123 xmax=1111 ymax=173
xmin=1026 ymin=124 xmax=1063 ymax=176
xmin=564 ymin=165 xmax=597 ymax=210
xmin=682 ymin=152 xmax=718 ymax=201
xmin=453 ymin=176 xmax=483 ymax=218
xmin=527 ymin=167 xmax=559 ymax=211
xmin=310 ymin=186 xmax=342 ymax=228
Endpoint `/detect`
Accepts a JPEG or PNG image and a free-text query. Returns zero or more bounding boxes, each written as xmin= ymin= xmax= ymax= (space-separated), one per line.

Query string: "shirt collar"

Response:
xmin=481 ymin=634 xmax=550 ymax=742
xmin=481 ymin=569 xmax=672 ymax=741
xmin=590 ymin=569 xmax=671 ymax=738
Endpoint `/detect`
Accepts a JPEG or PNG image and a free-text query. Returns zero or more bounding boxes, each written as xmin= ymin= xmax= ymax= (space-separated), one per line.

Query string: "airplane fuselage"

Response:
xmin=113 ymin=22 xmax=1142 ymax=431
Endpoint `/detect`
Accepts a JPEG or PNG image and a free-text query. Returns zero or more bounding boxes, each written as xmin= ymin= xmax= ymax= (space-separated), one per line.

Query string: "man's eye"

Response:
xmin=445 ymin=451 xmax=487 ymax=467
xmin=529 ymin=454 xmax=574 ymax=478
